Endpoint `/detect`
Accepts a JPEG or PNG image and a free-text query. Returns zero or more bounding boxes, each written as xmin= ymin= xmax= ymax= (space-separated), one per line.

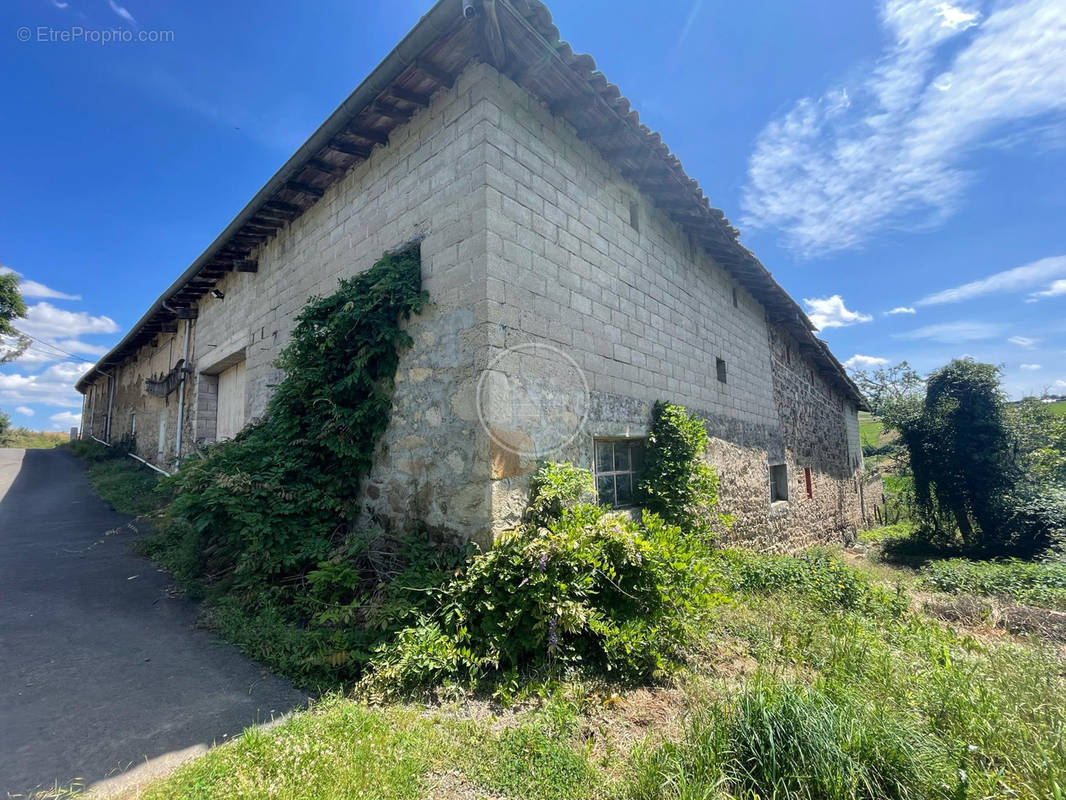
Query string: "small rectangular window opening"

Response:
xmin=804 ymin=467 xmax=813 ymax=499
xmin=732 ymin=287 xmax=738 ymax=308
xmin=785 ymin=345 xmax=792 ymax=365
xmin=716 ymin=357 xmax=727 ymax=384
xmin=770 ymin=464 xmax=789 ymax=503
xmin=629 ymin=201 xmax=640 ymax=232
xmin=595 ymin=438 xmax=646 ymax=508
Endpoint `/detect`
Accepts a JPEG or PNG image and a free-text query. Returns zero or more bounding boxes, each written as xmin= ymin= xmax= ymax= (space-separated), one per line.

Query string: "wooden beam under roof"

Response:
xmin=390 ymin=86 xmax=433 ymax=107
xmin=414 ymin=58 xmax=454 ymax=88
xmin=346 ymin=124 xmax=389 ymax=146
xmin=284 ymin=181 xmax=325 ymax=198
xmin=325 ymin=140 xmax=371 ymax=159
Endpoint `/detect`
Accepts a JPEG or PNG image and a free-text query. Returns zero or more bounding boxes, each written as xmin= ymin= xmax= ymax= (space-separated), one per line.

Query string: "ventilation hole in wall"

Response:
xmin=629 ymin=201 xmax=640 ymax=232
xmin=716 ymin=357 xmax=727 ymax=384
xmin=732 ymin=287 xmax=738 ymax=308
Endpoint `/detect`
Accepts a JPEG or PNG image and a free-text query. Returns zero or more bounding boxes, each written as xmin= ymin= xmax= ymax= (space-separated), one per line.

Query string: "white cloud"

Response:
xmin=1057 ymin=380 xmax=1066 ymax=389
xmin=15 ymin=302 xmax=117 ymax=340
xmin=108 ymin=0 xmax=138 ymax=26
xmin=50 ymin=0 xmax=69 ymax=7
xmin=844 ymin=354 xmax=891 ymax=371
xmin=0 ymin=266 xmax=81 ymax=300
xmin=15 ymin=406 xmax=33 ymax=416
xmin=895 ymin=320 xmax=1005 ymax=343
xmin=0 ymin=362 xmax=88 ymax=409
xmin=1020 ymin=363 xmax=1042 ymax=370
xmin=1030 ymin=279 xmax=1066 ymax=299
xmin=1008 ymin=336 xmax=1038 ymax=347
xmin=935 ymin=2 xmax=979 ymax=28
xmin=886 ymin=306 xmax=916 ymax=315
xmin=742 ymin=0 xmax=1066 ymax=256
xmin=802 ymin=295 xmax=873 ymax=329
xmin=49 ymin=411 xmax=81 ymax=431
xmin=0 ymin=301 xmax=117 ymax=368
xmin=917 ymin=255 xmax=1066 ymax=305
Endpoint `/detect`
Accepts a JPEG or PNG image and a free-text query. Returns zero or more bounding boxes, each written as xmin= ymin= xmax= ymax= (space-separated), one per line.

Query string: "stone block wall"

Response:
xmin=80 ymin=59 xmax=867 ymax=550
xmin=471 ymin=67 xmax=865 ymax=547
xmin=80 ymin=325 xmax=194 ymax=467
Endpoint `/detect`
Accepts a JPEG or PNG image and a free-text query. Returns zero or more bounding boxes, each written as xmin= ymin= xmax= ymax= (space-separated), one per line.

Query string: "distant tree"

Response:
xmin=0 ymin=271 xmax=29 ymax=364
xmin=884 ymin=359 xmax=1063 ymax=555
xmin=849 ymin=361 xmax=923 ymax=417
xmin=924 ymin=360 xmax=1015 ymax=544
xmin=0 ymin=410 xmax=11 ymax=446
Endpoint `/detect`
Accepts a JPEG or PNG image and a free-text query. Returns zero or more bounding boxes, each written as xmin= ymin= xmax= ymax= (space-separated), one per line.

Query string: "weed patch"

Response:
xmin=922 ymin=557 xmax=1066 ymax=610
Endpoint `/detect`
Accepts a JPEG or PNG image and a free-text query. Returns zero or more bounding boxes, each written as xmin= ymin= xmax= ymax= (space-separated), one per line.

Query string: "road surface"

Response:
xmin=0 ymin=448 xmax=307 ymax=796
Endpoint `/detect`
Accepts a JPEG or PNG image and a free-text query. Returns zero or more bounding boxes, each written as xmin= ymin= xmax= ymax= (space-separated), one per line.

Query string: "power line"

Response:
xmin=3 ymin=330 xmax=100 ymax=366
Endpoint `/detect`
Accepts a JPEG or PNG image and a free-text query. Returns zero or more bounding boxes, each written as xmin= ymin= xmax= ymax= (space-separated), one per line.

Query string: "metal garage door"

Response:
xmin=216 ymin=360 xmax=246 ymax=440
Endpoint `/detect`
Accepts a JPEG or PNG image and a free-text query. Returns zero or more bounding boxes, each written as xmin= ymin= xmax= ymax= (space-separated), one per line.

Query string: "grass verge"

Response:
xmin=64 ymin=439 xmax=169 ymax=516
xmin=127 ymin=547 xmax=1066 ymax=800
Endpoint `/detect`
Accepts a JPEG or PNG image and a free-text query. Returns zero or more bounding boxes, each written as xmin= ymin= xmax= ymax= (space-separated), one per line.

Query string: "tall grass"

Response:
xmin=627 ymin=678 xmax=955 ymax=800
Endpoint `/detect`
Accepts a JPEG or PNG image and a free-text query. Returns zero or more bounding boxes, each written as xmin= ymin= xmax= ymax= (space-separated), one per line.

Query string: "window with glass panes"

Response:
xmin=594 ymin=438 xmax=645 ymax=508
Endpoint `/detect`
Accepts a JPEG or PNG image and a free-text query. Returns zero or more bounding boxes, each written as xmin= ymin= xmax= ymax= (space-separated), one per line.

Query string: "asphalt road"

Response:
xmin=0 ymin=448 xmax=307 ymax=796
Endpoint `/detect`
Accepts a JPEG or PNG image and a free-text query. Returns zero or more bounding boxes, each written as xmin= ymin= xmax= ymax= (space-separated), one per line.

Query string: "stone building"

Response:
xmin=77 ymin=0 xmax=872 ymax=548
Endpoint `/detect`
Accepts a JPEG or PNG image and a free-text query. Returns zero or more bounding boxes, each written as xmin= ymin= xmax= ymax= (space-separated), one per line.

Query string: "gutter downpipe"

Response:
xmin=90 ymin=434 xmax=171 ymax=477
xmin=164 ymin=302 xmax=192 ymax=460
xmin=87 ymin=385 xmax=96 ymax=438
xmin=104 ymin=372 xmax=115 ymax=443
xmin=129 ymin=451 xmax=171 ymax=477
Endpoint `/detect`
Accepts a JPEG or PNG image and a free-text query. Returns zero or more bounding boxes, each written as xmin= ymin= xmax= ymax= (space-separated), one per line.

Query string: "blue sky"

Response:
xmin=2 ymin=0 xmax=1064 ymax=430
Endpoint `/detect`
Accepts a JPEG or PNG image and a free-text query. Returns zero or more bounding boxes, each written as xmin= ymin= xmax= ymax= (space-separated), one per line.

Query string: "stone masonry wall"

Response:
xmin=83 ymin=63 xmax=512 ymax=543
xmin=80 ymin=325 xmax=194 ymax=467
xmin=471 ymin=68 xmax=864 ymax=548
xmin=80 ymin=60 xmax=865 ymax=550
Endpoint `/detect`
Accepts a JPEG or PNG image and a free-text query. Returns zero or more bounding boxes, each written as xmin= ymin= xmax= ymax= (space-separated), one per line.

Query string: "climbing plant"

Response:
xmin=636 ymin=401 xmax=727 ymax=539
xmin=160 ymin=243 xmax=428 ymax=594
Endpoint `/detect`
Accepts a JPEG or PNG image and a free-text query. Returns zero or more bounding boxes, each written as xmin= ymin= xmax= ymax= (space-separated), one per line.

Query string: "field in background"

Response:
xmin=1047 ymin=400 xmax=1066 ymax=417
xmin=857 ymin=412 xmax=885 ymax=448
xmin=1 ymin=429 xmax=68 ymax=449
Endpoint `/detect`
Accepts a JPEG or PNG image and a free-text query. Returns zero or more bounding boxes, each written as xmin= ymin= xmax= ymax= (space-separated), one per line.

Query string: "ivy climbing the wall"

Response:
xmin=637 ymin=401 xmax=730 ymax=540
xmin=155 ymin=244 xmax=429 ymax=595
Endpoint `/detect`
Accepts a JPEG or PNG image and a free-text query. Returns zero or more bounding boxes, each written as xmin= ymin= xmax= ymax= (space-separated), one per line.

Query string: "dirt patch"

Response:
xmin=422 ymin=770 xmax=506 ymax=800
xmin=921 ymin=592 xmax=1066 ymax=645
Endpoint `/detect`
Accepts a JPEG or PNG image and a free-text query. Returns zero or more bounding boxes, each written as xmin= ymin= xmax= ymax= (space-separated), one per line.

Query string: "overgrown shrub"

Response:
xmin=363 ymin=463 xmax=721 ymax=696
xmin=524 ymin=460 xmax=597 ymax=528
xmin=884 ymin=359 xmax=1066 ymax=557
xmin=157 ymin=244 xmax=427 ymax=593
xmin=637 ymin=401 xmax=728 ymax=539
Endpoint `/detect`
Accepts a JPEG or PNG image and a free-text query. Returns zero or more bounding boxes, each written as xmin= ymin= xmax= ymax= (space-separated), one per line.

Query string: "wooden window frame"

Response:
xmin=594 ymin=438 xmax=646 ymax=509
